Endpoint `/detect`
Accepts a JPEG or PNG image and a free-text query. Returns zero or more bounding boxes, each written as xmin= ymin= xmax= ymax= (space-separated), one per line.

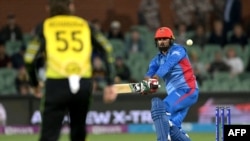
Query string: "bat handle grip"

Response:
xmin=151 ymin=84 xmax=161 ymax=89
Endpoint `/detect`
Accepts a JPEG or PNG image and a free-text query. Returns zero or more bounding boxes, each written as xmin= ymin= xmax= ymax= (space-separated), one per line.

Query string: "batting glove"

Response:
xmin=139 ymin=78 xmax=160 ymax=95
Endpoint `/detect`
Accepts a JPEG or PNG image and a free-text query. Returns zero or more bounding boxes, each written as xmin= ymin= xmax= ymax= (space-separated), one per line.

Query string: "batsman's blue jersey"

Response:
xmin=145 ymin=43 xmax=198 ymax=94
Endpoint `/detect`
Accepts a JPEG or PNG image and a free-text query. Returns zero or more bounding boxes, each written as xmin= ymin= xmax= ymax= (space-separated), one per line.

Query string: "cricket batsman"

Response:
xmin=137 ymin=27 xmax=199 ymax=141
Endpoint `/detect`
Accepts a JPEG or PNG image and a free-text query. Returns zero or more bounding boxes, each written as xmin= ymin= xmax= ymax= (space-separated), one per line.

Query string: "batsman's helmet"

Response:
xmin=154 ymin=27 xmax=175 ymax=40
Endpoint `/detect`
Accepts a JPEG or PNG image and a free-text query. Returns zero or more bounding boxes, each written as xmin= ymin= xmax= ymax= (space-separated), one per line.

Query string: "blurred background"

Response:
xmin=0 ymin=0 xmax=250 ymax=140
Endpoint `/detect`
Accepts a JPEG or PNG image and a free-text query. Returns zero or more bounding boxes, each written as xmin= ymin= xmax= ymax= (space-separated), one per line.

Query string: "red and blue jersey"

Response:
xmin=145 ymin=43 xmax=198 ymax=94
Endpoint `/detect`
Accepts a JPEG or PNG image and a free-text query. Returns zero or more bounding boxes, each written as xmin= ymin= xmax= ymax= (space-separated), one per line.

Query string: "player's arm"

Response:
xmin=155 ymin=46 xmax=186 ymax=78
xmin=135 ymin=57 xmax=160 ymax=95
xmin=90 ymin=26 xmax=114 ymax=85
xmin=90 ymin=25 xmax=117 ymax=103
xmin=145 ymin=56 xmax=159 ymax=79
xmin=24 ymin=22 xmax=45 ymax=96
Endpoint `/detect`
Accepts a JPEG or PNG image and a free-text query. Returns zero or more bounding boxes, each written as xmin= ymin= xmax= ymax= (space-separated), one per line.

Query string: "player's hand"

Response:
xmin=103 ymin=85 xmax=118 ymax=104
xmin=139 ymin=78 xmax=160 ymax=95
xmin=32 ymin=84 xmax=43 ymax=98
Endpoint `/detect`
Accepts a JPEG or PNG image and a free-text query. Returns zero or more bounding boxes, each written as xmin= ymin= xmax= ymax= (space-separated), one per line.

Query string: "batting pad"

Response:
xmin=151 ymin=97 xmax=170 ymax=141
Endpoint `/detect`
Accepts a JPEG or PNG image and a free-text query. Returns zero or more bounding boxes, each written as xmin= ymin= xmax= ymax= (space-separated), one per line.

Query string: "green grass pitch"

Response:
xmin=0 ymin=133 xmax=215 ymax=141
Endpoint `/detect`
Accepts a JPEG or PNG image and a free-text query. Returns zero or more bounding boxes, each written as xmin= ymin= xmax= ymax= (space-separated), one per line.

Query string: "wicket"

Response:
xmin=215 ymin=107 xmax=231 ymax=141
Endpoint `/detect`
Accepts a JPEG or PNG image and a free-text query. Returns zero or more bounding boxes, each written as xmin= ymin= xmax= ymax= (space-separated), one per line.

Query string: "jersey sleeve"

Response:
xmin=156 ymin=46 xmax=186 ymax=78
xmin=24 ymin=22 xmax=45 ymax=87
xmin=90 ymin=25 xmax=114 ymax=85
xmin=145 ymin=56 xmax=159 ymax=78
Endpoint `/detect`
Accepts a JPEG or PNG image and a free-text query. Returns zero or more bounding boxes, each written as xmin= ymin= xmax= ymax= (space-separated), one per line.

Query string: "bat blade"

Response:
xmin=114 ymin=83 xmax=139 ymax=94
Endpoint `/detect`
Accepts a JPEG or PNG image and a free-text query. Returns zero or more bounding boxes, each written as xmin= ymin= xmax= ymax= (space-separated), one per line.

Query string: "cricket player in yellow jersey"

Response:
xmin=25 ymin=0 xmax=117 ymax=141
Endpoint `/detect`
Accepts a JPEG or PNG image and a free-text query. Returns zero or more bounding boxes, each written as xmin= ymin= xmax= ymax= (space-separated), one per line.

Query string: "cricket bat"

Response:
xmin=114 ymin=83 xmax=161 ymax=94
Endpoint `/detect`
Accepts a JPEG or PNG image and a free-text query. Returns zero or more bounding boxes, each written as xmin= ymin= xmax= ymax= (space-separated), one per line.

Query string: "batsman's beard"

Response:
xmin=158 ymin=46 xmax=169 ymax=52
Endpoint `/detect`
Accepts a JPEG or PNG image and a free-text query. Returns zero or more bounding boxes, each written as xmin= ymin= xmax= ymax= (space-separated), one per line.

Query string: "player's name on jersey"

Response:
xmin=49 ymin=21 xmax=83 ymax=27
xmin=224 ymin=125 xmax=250 ymax=140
